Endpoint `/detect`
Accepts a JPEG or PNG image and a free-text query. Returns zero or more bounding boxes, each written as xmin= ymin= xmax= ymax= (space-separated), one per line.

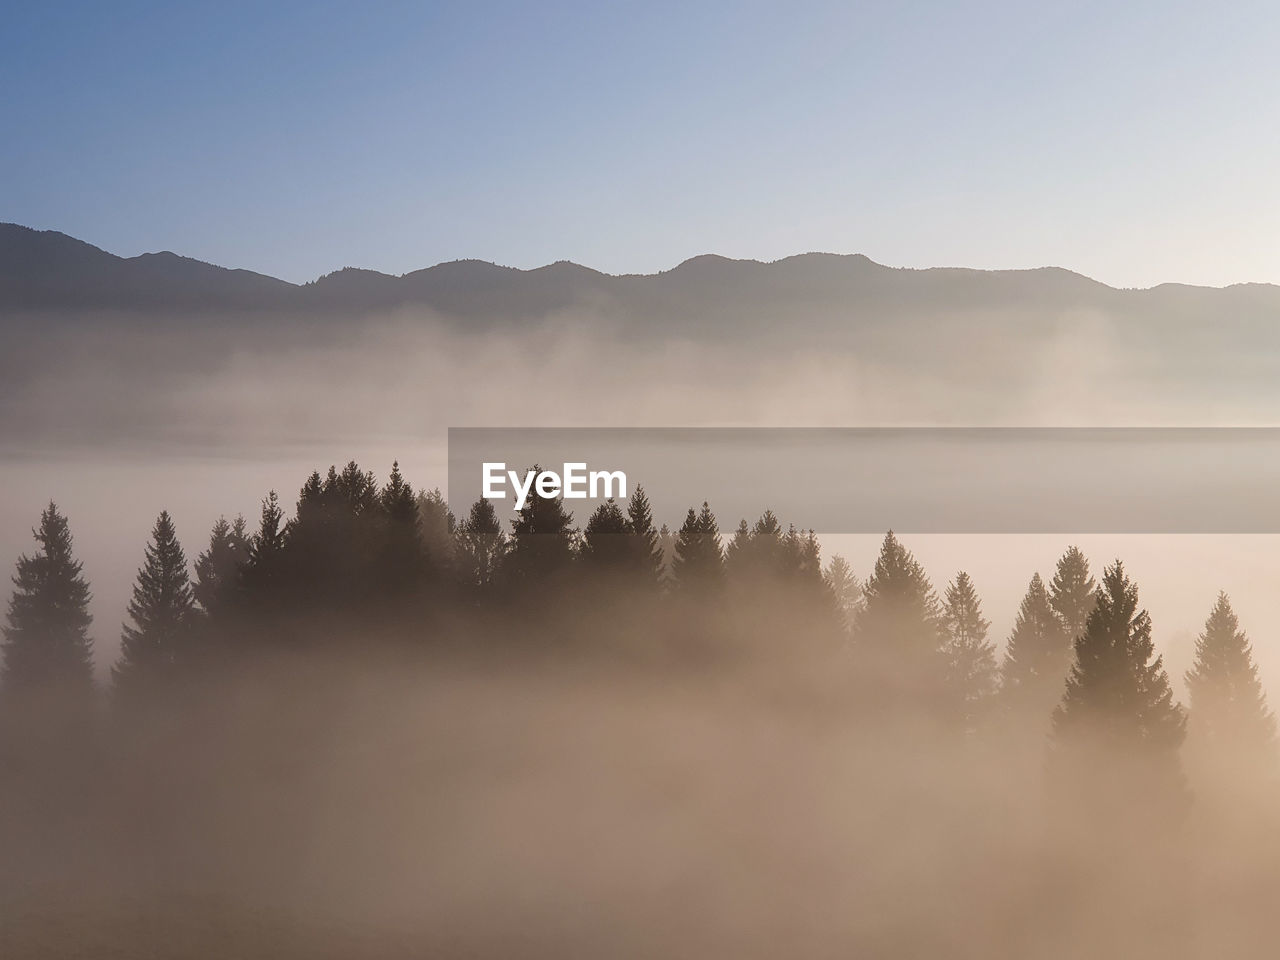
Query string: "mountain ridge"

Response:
xmin=4 ymin=223 xmax=1272 ymax=315
xmin=4 ymin=224 xmax=1280 ymax=453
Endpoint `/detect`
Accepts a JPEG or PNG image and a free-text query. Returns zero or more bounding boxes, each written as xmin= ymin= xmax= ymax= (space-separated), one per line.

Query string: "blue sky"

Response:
xmin=4 ymin=0 xmax=1277 ymax=286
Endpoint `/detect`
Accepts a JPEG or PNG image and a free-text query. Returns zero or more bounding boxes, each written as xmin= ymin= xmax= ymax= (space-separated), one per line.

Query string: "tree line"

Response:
xmin=2 ymin=459 xmax=1275 ymax=818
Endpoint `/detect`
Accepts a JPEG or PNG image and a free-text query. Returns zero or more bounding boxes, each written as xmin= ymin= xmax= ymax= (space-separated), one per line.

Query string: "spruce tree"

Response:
xmin=417 ymin=487 xmax=456 ymax=576
xmin=942 ymin=571 xmax=998 ymax=730
xmin=455 ymin=498 xmax=508 ymax=596
xmin=788 ymin=528 xmax=836 ymax=626
xmin=506 ymin=466 xmax=577 ymax=585
xmin=723 ymin=519 xmax=752 ymax=573
xmin=1049 ymin=546 xmax=1096 ymax=642
xmin=378 ymin=462 xmax=428 ymax=597
xmin=581 ymin=499 xmax=632 ymax=571
xmin=381 ymin=461 xmax=417 ymax=525
xmin=725 ymin=511 xmax=789 ymax=581
xmin=113 ymin=511 xmax=196 ymax=701
xmin=823 ymin=554 xmax=863 ymax=631
xmin=671 ymin=502 xmax=724 ymax=594
xmin=248 ymin=492 xmax=286 ymax=565
xmin=756 ymin=512 xmax=786 ymax=572
xmin=999 ymin=572 xmax=1071 ymax=730
xmin=193 ymin=515 xmax=249 ymax=616
xmin=1 ymin=503 xmax=95 ymax=699
xmin=784 ymin=525 xmax=823 ymax=582
xmin=334 ymin=460 xmax=379 ymax=514
xmin=285 ymin=465 xmax=364 ymax=608
xmin=624 ymin=484 xmax=664 ymax=587
xmin=241 ymin=491 xmax=287 ymax=607
xmin=851 ymin=532 xmax=946 ymax=695
xmin=1184 ymin=593 xmax=1276 ymax=773
xmin=657 ymin=523 xmax=675 ymax=585
xmin=1050 ymin=561 xmax=1186 ymax=819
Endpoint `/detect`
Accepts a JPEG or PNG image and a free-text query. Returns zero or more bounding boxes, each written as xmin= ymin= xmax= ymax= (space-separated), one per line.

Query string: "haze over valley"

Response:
xmin=2 ymin=223 xmax=1277 ymax=690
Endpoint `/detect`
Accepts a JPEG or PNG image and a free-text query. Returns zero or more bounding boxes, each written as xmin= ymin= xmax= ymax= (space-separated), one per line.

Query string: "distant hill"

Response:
xmin=0 ymin=224 xmax=296 ymax=311
xmin=7 ymin=223 xmax=1279 ymax=337
xmin=5 ymin=221 xmax=1280 ymax=453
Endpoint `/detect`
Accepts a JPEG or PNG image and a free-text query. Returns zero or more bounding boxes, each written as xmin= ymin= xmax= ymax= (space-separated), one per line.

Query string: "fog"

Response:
xmin=4 ymin=298 xmax=1280 ymax=957
xmin=4 ymin=622 xmax=1275 ymax=958
xmin=3 ymin=307 xmax=1279 ymax=683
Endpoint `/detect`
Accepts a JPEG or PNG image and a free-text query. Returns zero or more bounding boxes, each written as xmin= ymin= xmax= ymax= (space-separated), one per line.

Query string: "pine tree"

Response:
xmin=823 ymin=554 xmax=863 ymax=631
xmin=754 ymin=510 xmax=783 ymax=540
xmin=670 ymin=502 xmax=724 ymax=594
xmin=715 ymin=519 xmax=838 ymax=655
xmin=248 ymin=492 xmax=286 ymax=563
xmin=455 ymin=498 xmax=508 ymax=596
xmin=295 ymin=470 xmax=324 ymax=520
xmin=378 ymin=462 xmax=428 ymax=597
xmin=381 ymin=462 xmax=417 ymax=524
xmin=1049 ymin=546 xmax=1096 ymax=642
xmin=114 ymin=511 xmax=196 ymax=702
xmin=241 ymin=491 xmax=287 ymax=607
xmin=286 ymin=465 xmax=360 ymax=607
xmin=1 ymin=503 xmax=95 ymax=699
xmin=942 ymin=571 xmax=998 ymax=730
xmin=1184 ymin=593 xmax=1276 ymax=774
xmin=657 ymin=523 xmax=675 ymax=585
xmin=625 ymin=484 xmax=664 ymax=587
xmin=1000 ymin=572 xmax=1072 ymax=731
xmin=852 ymin=532 xmax=946 ymax=696
xmin=788 ymin=528 xmax=837 ymax=626
xmin=1051 ymin=561 xmax=1186 ymax=819
xmin=417 ymin=487 xmax=456 ymax=576
xmin=193 ymin=515 xmax=249 ymax=615
xmin=725 ymin=511 xmax=791 ymax=582
xmin=784 ymin=525 xmax=824 ymax=583
xmin=581 ymin=499 xmax=632 ymax=571
xmin=723 ymin=519 xmax=752 ymax=572
xmin=506 ymin=466 xmax=577 ymax=585
xmin=334 ymin=460 xmax=379 ymax=515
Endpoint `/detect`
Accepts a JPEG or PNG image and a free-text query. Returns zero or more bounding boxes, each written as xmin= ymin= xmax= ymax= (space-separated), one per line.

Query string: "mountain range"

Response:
xmin=6 ymin=222 xmax=1279 ymax=331
xmin=4 ymin=221 xmax=1280 ymax=452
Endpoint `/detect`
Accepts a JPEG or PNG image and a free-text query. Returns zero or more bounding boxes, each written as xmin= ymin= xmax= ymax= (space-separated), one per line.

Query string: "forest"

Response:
xmin=1 ymin=458 xmax=1277 ymax=958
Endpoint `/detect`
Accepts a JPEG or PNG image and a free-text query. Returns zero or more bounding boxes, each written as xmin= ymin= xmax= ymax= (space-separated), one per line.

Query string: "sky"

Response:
xmin=4 ymin=0 xmax=1278 ymax=287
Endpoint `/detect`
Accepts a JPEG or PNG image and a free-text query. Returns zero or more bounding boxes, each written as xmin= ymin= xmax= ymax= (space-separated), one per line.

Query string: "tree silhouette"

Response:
xmin=1 ymin=503 xmax=95 ymax=699
xmin=999 ymin=572 xmax=1071 ymax=730
xmin=786 ymin=527 xmax=823 ymax=581
xmin=724 ymin=518 xmax=751 ymax=571
xmin=670 ymin=502 xmax=724 ymax=595
xmin=657 ymin=523 xmax=675 ymax=585
xmin=301 ymin=463 xmax=378 ymax=604
xmin=193 ymin=515 xmax=249 ymax=616
xmin=455 ymin=498 xmax=507 ymax=598
xmin=506 ymin=467 xmax=577 ymax=586
xmin=381 ymin=461 xmax=417 ymax=525
xmin=416 ymin=487 xmax=456 ymax=577
xmin=377 ymin=461 xmax=428 ymax=599
xmin=1051 ymin=561 xmax=1186 ymax=821
xmin=625 ymin=484 xmax=665 ymax=588
xmin=851 ymin=532 xmax=946 ymax=702
xmin=1184 ymin=593 xmax=1276 ymax=781
xmin=942 ymin=571 xmax=998 ymax=730
xmin=823 ymin=554 xmax=863 ymax=632
xmin=113 ymin=511 xmax=196 ymax=703
xmin=581 ymin=499 xmax=632 ymax=572
xmin=241 ymin=490 xmax=287 ymax=605
xmin=724 ymin=511 xmax=793 ymax=582
xmin=1049 ymin=546 xmax=1096 ymax=643
xmin=333 ymin=460 xmax=379 ymax=514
